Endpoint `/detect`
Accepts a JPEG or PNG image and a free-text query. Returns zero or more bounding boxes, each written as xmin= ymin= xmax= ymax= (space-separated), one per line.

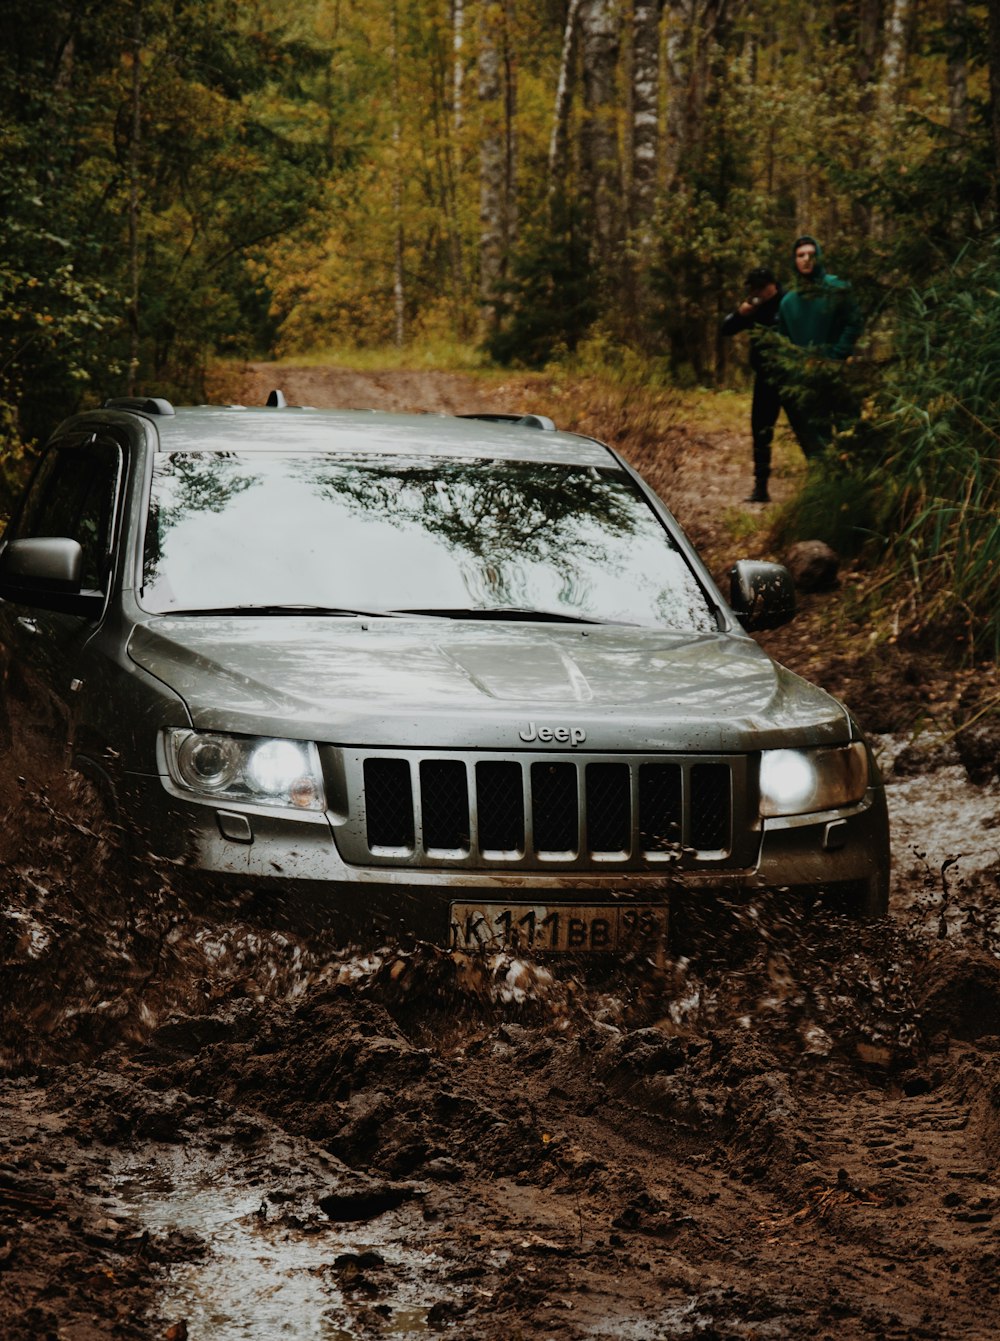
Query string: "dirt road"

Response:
xmin=2 ymin=366 xmax=999 ymax=1340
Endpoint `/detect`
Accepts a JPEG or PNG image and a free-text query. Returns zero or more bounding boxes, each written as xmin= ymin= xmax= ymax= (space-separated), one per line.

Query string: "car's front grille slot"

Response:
xmin=343 ymin=751 xmax=742 ymax=869
xmin=638 ymin=762 xmax=683 ymax=855
xmin=690 ymin=762 xmax=731 ymax=851
xmin=476 ymin=761 xmax=524 ymax=853
xmin=531 ymin=762 xmax=579 ymax=853
xmin=364 ymin=757 xmax=414 ymax=850
xmin=420 ymin=759 xmax=470 ymax=852
xmin=586 ymin=762 xmax=631 ymax=853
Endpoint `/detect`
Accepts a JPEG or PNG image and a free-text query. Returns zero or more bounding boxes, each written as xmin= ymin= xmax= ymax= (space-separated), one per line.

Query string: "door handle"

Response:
xmin=16 ymin=616 xmax=39 ymax=636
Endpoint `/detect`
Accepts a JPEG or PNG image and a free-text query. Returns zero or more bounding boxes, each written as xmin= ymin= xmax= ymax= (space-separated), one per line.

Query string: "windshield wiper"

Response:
xmin=167 ymin=604 xmax=402 ymax=618
xmin=391 ymin=606 xmax=618 ymax=625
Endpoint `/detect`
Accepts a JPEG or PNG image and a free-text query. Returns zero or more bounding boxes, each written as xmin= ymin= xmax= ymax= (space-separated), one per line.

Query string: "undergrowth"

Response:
xmin=772 ymin=238 xmax=1000 ymax=656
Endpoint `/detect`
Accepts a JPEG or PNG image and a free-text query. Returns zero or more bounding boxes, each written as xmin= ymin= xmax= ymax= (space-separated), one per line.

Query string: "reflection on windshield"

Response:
xmin=141 ymin=453 xmax=716 ymax=630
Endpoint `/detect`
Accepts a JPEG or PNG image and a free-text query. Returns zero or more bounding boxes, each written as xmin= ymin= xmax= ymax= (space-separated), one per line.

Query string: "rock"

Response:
xmin=892 ymin=738 xmax=960 ymax=776
xmin=784 ymin=540 xmax=839 ymax=592
xmin=954 ymin=721 xmax=1000 ymax=785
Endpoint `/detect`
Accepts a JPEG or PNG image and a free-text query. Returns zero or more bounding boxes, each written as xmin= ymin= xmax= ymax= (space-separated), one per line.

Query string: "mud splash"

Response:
xmin=3 ymin=725 xmax=1000 ymax=1337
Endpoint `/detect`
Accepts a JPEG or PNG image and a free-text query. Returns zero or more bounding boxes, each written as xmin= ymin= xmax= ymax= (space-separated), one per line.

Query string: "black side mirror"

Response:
xmin=729 ymin=559 xmax=796 ymax=631
xmin=0 ymin=538 xmax=104 ymax=617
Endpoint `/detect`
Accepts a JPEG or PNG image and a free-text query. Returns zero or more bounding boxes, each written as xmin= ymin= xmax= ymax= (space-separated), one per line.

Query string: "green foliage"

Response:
xmin=873 ymin=240 xmax=1000 ymax=652
xmin=486 ymin=202 xmax=599 ymax=368
xmin=775 ymin=447 xmax=883 ymax=557
xmin=0 ymin=0 xmax=335 ymax=459
xmin=778 ymin=239 xmax=1000 ymax=654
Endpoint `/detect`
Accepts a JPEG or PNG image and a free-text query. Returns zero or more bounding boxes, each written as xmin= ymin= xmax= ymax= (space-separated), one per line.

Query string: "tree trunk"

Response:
xmin=855 ymin=0 xmax=882 ymax=104
xmin=876 ymin=0 xmax=911 ymax=122
xmin=452 ymin=0 xmax=465 ymax=133
xmin=503 ymin=11 xmax=518 ymax=256
xmin=630 ymin=0 xmax=661 ymax=241
xmin=126 ymin=0 xmax=141 ymax=393
xmin=990 ymin=0 xmax=1000 ymax=215
xmin=849 ymin=0 xmax=881 ymax=234
xmin=663 ymin=0 xmax=689 ymax=190
xmin=478 ymin=0 xmax=517 ymax=331
xmin=663 ymin=0 xmax=728 ymax=191
xmin=579 ymin=0 xmax=622 ymax=281
xmin=548 ymin=0 xmax=582 ymax=190
xmin=391 ymin=0 xmax=405 ymax=347
xmin=946 ymin=0 xmax=967 ymax=138
xmin=627 ymin=0 xmax=662 ymax=322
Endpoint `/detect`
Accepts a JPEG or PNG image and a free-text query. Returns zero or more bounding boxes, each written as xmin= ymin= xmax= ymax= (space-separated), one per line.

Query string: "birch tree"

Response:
xmin=629 ymin=0 xmax=661 ymax=258
xmin=391 ymin=0 xmax=406 ymax=346
xmin=452 ymin=0 xmax=465 ymax=132
xmin=478 ymin=0 xmax=517 ymax=331
xmin=578 ymin=0 xmax=622 ymax=281
xmin=548 ymin=0 xmax=582 ymax=191
xmin=876 ymin=0 xmax=912 ymax=124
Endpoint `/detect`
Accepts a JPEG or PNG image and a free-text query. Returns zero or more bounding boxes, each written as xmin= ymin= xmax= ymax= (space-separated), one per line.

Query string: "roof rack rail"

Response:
xmin=103 ymin=396 xmax=175 ymax=417
xmin=458 ymin=412 xmax=556 ymax=432
xmin=266 ymin=389 xmax=287 ymax=408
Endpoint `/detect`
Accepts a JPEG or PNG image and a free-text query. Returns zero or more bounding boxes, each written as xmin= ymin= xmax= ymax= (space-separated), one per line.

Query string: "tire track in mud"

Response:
xmin=4 ymin=826 xmax=1000 ymax=1338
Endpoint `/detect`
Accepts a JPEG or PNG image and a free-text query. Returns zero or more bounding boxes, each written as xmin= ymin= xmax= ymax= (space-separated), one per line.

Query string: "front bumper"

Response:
xmin=122 ymin=770 xmax=891 ymax=929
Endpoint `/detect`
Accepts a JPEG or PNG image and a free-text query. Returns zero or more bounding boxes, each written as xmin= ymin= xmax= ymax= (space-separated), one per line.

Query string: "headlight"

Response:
xmin=164 ymin=730 xmax=325 ymax=811
xmin=759 ymin=742 xmax=869 ymax=817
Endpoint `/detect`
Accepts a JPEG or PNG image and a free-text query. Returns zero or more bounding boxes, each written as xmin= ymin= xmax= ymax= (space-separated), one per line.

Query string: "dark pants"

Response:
xmin=782 ymin=398 xmax=828 ymax=459
xmin=751 ymin=377 xmax=781 ymax=488
xmin=752 ymin=377 xmax=828 ymax=487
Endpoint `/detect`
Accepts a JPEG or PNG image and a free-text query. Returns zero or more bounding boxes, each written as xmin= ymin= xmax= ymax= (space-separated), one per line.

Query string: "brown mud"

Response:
xmin=2 ymin=365 xmax=999 ymax=1339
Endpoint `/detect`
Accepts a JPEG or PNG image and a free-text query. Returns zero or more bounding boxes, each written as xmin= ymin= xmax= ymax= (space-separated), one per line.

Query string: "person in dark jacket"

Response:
xmin=775 ymin=235 xmax=863 ymax=456
xmin=722 ymin=265 xmax=783 ymax=504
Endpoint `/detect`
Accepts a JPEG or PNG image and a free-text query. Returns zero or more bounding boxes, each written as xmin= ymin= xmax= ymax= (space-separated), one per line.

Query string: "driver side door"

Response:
xmin=0 ymin=433 xmax=124 ymax=779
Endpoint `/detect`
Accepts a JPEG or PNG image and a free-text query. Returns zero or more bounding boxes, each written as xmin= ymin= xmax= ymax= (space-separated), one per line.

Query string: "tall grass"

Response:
xmin=875 ymin=245 xmax=1000 ymax=653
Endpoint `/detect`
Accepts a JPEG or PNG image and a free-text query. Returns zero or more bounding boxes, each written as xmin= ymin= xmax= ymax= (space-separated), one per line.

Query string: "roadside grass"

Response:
xmin=257 ymin=338 xmax=493 ymax=373
xmin=721 ymin=507 xmax=762 ymax=544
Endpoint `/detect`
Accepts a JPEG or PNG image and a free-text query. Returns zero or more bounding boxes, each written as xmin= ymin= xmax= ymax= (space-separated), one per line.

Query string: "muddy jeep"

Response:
xmin=0 ymin=396 xmax=889 ymax=949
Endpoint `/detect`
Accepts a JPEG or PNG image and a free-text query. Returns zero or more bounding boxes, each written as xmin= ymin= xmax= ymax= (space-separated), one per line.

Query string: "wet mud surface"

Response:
xmin=3 ymin=369 xmax=1000 ymax=1339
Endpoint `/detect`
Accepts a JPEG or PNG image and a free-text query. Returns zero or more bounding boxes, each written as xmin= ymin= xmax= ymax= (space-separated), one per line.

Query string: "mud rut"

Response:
xmin=2 ymin=367 xmax=1000 ymax=1341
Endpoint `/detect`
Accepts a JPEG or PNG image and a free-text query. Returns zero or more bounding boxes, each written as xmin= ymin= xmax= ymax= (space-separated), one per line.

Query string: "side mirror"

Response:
xmin=729 ymin=560 xmax=796 ymax=631
xmin=0 ymin=538 xmax=105 ymax=617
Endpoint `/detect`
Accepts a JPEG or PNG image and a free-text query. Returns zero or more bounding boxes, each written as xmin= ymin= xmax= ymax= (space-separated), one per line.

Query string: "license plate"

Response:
xmin=448 ymin=901 xmax=668 ymax=953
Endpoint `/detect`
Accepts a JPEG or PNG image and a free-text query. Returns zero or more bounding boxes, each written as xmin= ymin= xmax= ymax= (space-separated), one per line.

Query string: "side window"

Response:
xmin=12 ymin=438 xmax=123 ymax=592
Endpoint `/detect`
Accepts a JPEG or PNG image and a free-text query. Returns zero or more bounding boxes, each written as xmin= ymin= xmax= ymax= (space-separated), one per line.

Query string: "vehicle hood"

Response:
xmin=128 ymin=616 xmax=850 ymax=752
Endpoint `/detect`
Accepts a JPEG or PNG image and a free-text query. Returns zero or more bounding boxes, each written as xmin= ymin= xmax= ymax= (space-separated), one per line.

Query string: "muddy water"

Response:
xmin=2 ymin=736 xmax=1000 ymax=1340
xmin=108 ymin=1148 xmax=435 ymax=1339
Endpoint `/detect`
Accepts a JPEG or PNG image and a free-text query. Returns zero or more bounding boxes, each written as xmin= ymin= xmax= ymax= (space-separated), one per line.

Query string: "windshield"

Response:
xmin=140 ymin=452 xmax=718 ymax=631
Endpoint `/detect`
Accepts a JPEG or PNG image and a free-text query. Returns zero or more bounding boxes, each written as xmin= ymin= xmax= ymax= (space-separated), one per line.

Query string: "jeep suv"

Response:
xmin=0 ymin=396 xmax=889 ymax=950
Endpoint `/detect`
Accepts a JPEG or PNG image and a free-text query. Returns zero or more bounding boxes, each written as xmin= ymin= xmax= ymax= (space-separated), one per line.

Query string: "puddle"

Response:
xmin=109 ymin=1149 xmax=431 ymax=1339
xmin=879 ymin=734 xmax=1000 ymax=883
xmin=582 ymin=1296 xmax=788 ymax=1339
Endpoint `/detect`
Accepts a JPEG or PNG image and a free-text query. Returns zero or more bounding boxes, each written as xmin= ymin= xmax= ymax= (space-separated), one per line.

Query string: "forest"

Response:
xmin=5 ymin=9 xmax=1000 ymax=1338
xmin=1 ymin=0 xmax=999 ymax=646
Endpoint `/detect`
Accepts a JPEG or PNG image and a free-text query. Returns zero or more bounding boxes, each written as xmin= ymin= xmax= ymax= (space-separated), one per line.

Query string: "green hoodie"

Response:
xmin=777 ymin=235 xmax=863 ymax=360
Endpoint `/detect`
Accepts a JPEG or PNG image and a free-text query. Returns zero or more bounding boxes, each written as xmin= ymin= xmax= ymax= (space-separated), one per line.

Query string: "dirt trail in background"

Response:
xmin=2 ymin=365 xmax=1000 ymax=1340
xmin=206 ymin=363 xmax=505 ymax=416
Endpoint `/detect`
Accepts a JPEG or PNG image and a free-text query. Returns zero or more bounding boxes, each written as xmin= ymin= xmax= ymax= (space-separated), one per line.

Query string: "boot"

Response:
xmin=744 ymin=481 xmax=770 ymax=504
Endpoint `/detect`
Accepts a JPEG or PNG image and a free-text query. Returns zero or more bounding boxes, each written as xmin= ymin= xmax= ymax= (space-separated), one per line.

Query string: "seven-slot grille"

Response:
xmin=336 ymin=751 xmax=743 ymax=870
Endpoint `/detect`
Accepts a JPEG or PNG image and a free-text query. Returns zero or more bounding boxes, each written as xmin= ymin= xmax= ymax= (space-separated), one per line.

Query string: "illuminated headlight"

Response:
xmin=759 ymin=742 xmax=869 ymax=817
xmin=164 ymin=730 xmax=325 ymax=811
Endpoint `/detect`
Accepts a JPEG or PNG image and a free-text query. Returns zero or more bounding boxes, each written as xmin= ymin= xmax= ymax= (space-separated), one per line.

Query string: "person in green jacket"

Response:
xmin=774 ymin=234 xmax=863 ymax=456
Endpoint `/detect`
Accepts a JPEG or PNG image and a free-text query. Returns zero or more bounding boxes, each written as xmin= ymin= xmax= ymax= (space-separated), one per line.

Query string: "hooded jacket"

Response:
xmin=777 ymin=235 xmax=863 ymax=360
